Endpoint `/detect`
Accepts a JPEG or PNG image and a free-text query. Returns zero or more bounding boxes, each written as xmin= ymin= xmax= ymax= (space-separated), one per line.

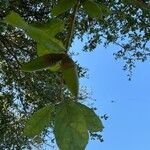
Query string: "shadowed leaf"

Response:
xmin=61 ymin=56 xmax=79 ymax=97
xmin=83 ymin=0 xmax=102 ymax=18
xmin=21 ymin=54 xmax=65 ymax=72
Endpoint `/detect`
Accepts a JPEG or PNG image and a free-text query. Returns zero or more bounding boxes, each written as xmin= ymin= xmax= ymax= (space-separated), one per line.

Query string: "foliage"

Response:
xmin=0 ymin=0 xmax=150 ymax=149
xmin=24 ymin=105 xmax=54 ymax=138
xmin=54 ymin=101 xmax=89 ymax=150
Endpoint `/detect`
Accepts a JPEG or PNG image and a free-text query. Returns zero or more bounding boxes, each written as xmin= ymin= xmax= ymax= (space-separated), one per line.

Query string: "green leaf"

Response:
xmin=3 ymin=11 xmax=65 ymax=53
xmin=3 ymin=11 xmax=28 ymax=28
xmin=24 ymin=105 xmax=53 ymax=137
xmin=77 ymin=103 xmax=104 ymax=132
xmin=37 ymin=44 xmax=50 ymax=56
xmin=83 ymin=0 xmax=102 ymax=18
xmin=99 ymin=4 xmax=111 ymax=16
xmin=51 ymin=0 xmax=76 ymax=16
xmin=61 ymin=56 xmax=79 ymax=97
xmin=32 ymin=18 xmax=64 ymax=37
xmin=37 ymin=38 xmax=64 ymax=56
xmin=54 ymin=101 xmax=89 ymax=150
xmin=21 ymin=54 xmax=64 ymax=72
xmin=49 ymin=62 xmax=61 ymax=72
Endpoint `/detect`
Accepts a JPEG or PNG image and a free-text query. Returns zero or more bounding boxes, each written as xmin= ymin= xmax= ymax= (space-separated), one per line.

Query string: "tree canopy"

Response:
xmin=0 ymin=0 xmax=150 ymax=149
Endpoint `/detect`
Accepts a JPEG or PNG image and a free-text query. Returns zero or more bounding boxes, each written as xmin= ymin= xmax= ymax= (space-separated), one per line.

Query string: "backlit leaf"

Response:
xmin=37 ymin=38 xmax=64 ymax=56
xmin=3 ymin=11 xmax=65 ymax=53
xmin=24 ymin=105 xmax=53 ymax=137
xmin=77 ymin=103 xmax=104 ymax=132
xmin=51 ymin=0 xmax=76 ymax=16
xmin=31 ymin=18 xmax=64 ymax=37
xmin=54 ymin=101 xmax=89 ymax=150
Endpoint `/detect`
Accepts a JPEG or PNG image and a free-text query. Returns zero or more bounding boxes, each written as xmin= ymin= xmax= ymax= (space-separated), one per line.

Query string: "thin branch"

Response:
xmin=0 ymin=39 xmax=22 ymax=67
xmin=132 ymin=0 xmax=150 ymax=10
xmin=65 ymin=0 xmax=80 ymax=51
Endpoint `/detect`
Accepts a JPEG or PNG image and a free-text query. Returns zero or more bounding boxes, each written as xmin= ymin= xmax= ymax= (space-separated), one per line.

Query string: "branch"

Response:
xmin=0 ymin=39 xmax=22 ymax=67
xmin=129 ymin=0 xmax=150 ymax=10
xmin=65 ymin=0 xmax=80 ymax=51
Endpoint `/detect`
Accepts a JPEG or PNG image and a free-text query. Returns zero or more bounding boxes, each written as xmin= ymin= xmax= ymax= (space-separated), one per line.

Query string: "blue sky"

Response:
xmin=73 ymin=40 xmax=150 ymax=150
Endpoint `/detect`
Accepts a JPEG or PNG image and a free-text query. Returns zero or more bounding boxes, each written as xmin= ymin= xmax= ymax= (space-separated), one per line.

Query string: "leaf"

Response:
xmin=54 ymin=101 xmax=89 ymax=150
xmin=3 ymin=11 xmax=27 ymax=29
xmin=3 ymin=11 xmax=65 ymax=53
xmin=61 ymin=56 xmax=79 ymax=97
xmin=51 ymin=0 xmax=76 ymax=16
xmin=37 ymin=44 xmax=50 ymax=56
xmin=21 ymin=54 xmax=64 ymax=72
xmin=82 ymin=0 xmax=102 ymax=18
xmin=24 ymin=105 xmax=53 ymax=137
xmin=49 ymin=62 xmax=61 ymax=72
xmin=32 ymin=18 xmax=64 ymax=37
xmin=37 ymin=38 xmax=64 ymax=56
xmin=99 ymin=4 xmax=111 ymax=16
xmin=77 ymin=103 xmax=104 ymax=132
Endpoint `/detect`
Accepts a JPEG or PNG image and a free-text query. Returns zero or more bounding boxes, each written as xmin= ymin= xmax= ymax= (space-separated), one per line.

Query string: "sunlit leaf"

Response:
xmin=3 ymin=11 xmax=65 ymax=53
xmin=77 ymin=103 xmax=104 ymax=132
xmin=61 ymin=56 xmax=79 ymax=97
xmin=24 ymin=105 xmax=53 ymax=137
xmin=54 ymin=101 xmax=89 ymax=150
xmin=51 ymin=0 xmax=76 ymax=16
xmin=37 ymin=38 xmax=64 ymax=56
xmin=31 ymin=18 xmax=64 ymax=37
xmin=21 ymin=54 xmax=64 ymax=72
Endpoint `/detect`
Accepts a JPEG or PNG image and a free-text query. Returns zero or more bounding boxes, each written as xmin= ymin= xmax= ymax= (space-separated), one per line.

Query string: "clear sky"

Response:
xmin=72 ymin=40 xmax=150 ymax=150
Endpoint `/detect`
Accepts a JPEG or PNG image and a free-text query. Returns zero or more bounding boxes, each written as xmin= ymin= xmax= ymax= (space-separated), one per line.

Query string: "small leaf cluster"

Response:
xmin=24 ymin=101 xmax=103 ymax=150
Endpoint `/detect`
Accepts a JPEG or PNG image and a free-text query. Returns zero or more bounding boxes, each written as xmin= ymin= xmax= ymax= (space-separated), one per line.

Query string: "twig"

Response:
xmin=65 ymin=0 xmax=80 ymax=51
xmin=132 ymin=0 xmax=150 ymax=10
xmin=0 ymin=39 xmax=22 ymax=67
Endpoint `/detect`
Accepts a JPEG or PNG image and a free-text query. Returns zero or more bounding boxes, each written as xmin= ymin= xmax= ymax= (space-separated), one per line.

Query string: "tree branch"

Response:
xmin=0 ymin=39 xmax=22 ymax=67
xmin=65 ymin=0 xmax=80 ymax=51
xmin=129 ymin=0 xmax=150 ymax=10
